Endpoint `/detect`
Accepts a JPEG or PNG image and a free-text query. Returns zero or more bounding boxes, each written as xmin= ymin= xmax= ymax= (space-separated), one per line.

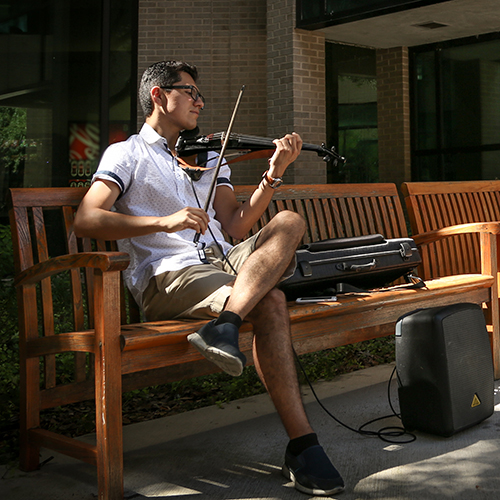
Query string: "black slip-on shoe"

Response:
xmin=282 ymin=445 xmax=345 ymax=496
xmin=187 ymin=320 xmax=246 ymax=377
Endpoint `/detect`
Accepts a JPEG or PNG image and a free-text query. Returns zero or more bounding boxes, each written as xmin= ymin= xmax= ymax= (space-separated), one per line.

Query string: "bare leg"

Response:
xmin=188 ymin=209 xmax=345 ymax=494
xmin=222 ymin=210 xmax=312 ymax=437
xmin=224 ymin=210 xmax=306 ymax=319
xmin=187 ymin=210 xmax=305 ymax=377
xmin=247 ymin=288 xmax=313 ymax=439
xmin=246 ymin=290 xmax=345 ymax=496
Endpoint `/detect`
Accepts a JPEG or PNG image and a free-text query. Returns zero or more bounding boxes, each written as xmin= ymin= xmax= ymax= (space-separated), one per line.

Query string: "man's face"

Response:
xmin=161 ymin=72 xmax=204 ymax=132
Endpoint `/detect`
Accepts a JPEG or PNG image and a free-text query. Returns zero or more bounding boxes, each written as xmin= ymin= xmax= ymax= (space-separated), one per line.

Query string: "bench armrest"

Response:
xmin=412 ymin=222 xmax=500 ymax=247
xmin=14 ymin=251 xmax=130 ymax=287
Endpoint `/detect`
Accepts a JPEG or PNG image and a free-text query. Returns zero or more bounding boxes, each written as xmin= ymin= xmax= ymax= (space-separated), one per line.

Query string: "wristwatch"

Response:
xmin=262 ymin=170 xmax=283 ymax=189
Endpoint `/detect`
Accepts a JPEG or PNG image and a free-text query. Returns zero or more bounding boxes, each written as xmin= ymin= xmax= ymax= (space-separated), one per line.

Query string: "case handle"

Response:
xmin=337 ymin=259 xmax=377 ymax=273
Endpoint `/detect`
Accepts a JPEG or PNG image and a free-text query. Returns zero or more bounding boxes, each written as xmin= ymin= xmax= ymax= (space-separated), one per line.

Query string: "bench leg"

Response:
xmin=481 ymin=232 xmax=500 ymax=379
xmin=18 ymin=286 xmax=41 ymax=472
xmin=19 ymin=356 xmax=41 ymax=471
xmin=494 ymin=236 xmax=500 ymax=380
xmin=94 ymin=271 xmax=124 ymax=500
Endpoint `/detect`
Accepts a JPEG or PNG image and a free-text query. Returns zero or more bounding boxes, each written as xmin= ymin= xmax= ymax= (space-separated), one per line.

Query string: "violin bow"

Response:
xmin=193 ymin=84 xmax=246 ymax=244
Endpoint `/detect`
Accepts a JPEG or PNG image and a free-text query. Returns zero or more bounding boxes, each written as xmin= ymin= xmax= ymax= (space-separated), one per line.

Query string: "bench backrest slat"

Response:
xmin=402 ymin=180 xmax=500 ymax=279
xmin=32 ymin=206 xmax=58 ymax=388
xmin=231 ymin=183 xmax=407 ymax=244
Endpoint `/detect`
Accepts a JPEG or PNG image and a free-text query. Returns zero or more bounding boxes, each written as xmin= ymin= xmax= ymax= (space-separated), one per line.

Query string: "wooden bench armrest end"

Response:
xmin=412 ymin=222 xmax=500 ymax=247
xmin=14 ymin=251 xmax=130 ymax=287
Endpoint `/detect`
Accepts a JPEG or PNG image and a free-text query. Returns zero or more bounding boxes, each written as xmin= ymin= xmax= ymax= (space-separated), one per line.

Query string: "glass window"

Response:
xmin=412 ymin=154 xmax=441 ymax=182
xmin=0 ymin=108 xmax=26 ymax=201
xmin=482 ymin=151 xmax=500 ymax=180
xmin=0 ymin=1 xmax=137 ymax=220
xmin=413 ymin=51 xmax=437 ymax=151
xmin=441 ymin=40 xmax=500 ymax=150
xmin=326 ymin=43 xmax=378 ymax=183
xmin=411 ymin=35 xmax=500 ymax=181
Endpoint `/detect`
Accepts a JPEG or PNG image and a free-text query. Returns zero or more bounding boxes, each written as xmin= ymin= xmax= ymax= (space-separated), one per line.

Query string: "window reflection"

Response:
xmin=326 ymin=43 xmax=378 ymax=183
xmin=0 ymin=0 xmax=137 ymax=219
xmin=412 ymin=35 xmax=500 ymax=181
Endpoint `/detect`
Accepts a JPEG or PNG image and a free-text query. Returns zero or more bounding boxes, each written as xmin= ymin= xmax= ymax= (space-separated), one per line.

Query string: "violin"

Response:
xmin=175 ymin=129 xmax=346 ymax=167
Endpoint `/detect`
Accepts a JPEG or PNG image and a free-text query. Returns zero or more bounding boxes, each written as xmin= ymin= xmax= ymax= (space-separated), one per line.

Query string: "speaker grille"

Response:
xmin=442 ymin=307 xmax=494 ymax=431
xmin=396 ymin=303 xmax=494 ymax=436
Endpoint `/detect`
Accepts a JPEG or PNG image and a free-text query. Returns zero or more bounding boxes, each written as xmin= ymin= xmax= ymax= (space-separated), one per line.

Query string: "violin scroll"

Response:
xmin=319 ymin=142 xmax=345 ymax=166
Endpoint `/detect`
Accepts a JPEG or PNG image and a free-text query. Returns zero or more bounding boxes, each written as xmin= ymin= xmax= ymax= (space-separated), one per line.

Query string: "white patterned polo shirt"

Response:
xmin=93 ymin=123 xmax=234 ymax=306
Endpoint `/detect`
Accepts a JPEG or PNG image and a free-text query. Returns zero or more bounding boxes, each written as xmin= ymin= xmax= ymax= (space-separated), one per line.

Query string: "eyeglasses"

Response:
xmin=161 ymin=85 xmax=205 ymax=108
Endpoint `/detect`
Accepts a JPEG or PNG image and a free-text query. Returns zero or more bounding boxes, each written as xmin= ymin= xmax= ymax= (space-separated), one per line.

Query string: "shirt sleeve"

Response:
xmin=206 ymin=151 xmax=233 ymax=189
xmin=92 ymin=142 xmax=134 ymax=194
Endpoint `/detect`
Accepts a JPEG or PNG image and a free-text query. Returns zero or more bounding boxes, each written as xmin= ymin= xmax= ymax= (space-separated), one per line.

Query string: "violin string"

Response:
xmin=230 ymin=133 xmax=275 ymax=147
xmin=216 ymin=133 xmax=345 ymax=162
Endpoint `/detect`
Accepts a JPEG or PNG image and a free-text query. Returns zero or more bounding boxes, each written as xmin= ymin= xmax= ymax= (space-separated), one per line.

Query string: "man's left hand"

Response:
xmin=268 ymin=132 xmax=303 ymax=178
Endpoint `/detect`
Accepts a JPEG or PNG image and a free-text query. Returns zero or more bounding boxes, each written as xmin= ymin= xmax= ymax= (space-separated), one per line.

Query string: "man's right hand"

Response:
xmin=161 ymin=206 xmax=209 ymax=235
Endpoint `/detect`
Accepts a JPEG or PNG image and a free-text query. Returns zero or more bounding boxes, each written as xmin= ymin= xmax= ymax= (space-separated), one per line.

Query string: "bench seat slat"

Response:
xmin=119 ymin=274 xmax=493 ymax=374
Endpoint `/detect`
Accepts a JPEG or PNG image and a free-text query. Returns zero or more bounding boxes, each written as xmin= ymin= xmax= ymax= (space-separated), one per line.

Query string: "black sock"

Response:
xmin=214 ymin=311 xmax=242 ymax=329
xmin=287 ymin=433 xmax=319 ymax=457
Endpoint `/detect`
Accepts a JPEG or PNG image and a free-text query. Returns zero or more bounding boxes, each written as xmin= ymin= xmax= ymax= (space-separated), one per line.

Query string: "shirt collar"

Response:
xmin=140 ymin=123 xmax=165 ymax=147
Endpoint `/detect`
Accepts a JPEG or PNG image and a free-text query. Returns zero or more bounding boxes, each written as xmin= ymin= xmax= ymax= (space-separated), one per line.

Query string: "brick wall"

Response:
xmin=292 ymin=30 xmax=327 ymax=184
xmin=376 ymin=47 xmax=411 ymax=187
xmin=138 ymin=0 xmax=268 ymax=184
xmin=138 ymin=0 xmax=328 ymax=185
xmin=266 ymin=0 xmax=327 ymax=184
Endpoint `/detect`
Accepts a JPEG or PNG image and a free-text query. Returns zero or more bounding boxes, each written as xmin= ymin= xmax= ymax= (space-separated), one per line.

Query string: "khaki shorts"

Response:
xmin=142 ymin=232 xmax=261 ymax=321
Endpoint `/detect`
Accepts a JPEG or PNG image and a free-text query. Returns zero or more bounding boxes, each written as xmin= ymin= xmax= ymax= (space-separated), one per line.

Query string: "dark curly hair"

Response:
xmin=139 ymin=61 xmax=199 ymax=117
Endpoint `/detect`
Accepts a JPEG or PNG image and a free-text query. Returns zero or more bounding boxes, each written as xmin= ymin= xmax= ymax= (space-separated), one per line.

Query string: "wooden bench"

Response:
xmin=9 ymin=183 xmax=499 ymax=500
xmin=402 ymin=179 xmax=500 ymax=381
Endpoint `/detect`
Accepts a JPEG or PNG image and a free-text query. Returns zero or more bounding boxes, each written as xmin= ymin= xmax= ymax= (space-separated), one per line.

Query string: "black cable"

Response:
xmin=294 ymin=350 xmax=416 ymax=444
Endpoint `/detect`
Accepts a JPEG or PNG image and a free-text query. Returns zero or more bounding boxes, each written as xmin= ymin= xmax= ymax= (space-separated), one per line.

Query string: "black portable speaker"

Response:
xmin=395 ymin=303 xmax=494 ymax=437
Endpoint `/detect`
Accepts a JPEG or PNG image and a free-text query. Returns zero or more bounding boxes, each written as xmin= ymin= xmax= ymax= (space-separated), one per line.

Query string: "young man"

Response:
xmin=74 ymin=60 xmax=344 ymax=496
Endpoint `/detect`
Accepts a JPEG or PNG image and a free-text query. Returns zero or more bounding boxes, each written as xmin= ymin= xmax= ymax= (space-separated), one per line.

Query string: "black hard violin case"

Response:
xmin=280 ymin=234 xmax=422 ymax=300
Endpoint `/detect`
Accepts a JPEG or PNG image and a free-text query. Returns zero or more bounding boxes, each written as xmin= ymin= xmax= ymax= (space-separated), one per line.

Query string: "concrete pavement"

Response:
xmin=1 ymin=363 xmax=499 ymax=499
